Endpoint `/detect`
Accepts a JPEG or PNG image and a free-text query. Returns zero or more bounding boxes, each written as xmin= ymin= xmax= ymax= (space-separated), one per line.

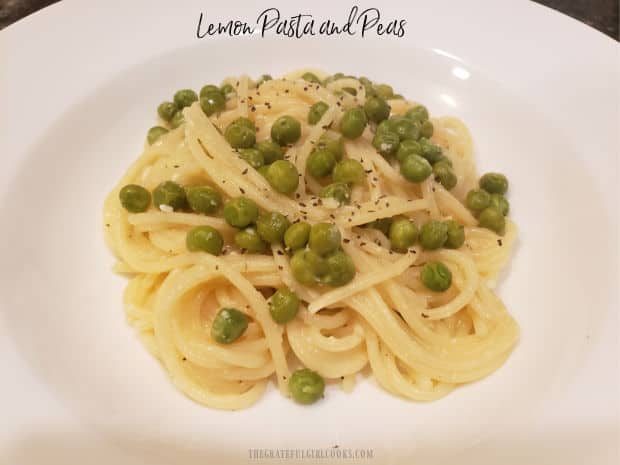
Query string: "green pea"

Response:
xmin=173 ymin=89 xmax=198 ymax=109
xmin=269 ymin=288 xmax=300 ymax=324
xmin=322 ymin=250 xmax=356 ymax=287
xmin=373 ymin=84 xmax=394 ymax=99
xmin=405 ymin=105 xmax=429 ymax=122
xmin=317 ymin=133 xmax=344 ymax=161
xmin=375 ymin=119 xmax=393 ymax=135
xmin=119 ymin=184 xmax=151 ymax=213
xmin=466 ymin=189 xmax=491 ymax=213
xmin=157 ymin=101 xmax=178 ymax=122
xmin=419 ymin=220 xmax=448 ymax=250
xmin=478 ymin=207 xmax=506 ymax=234
xmin=396 ymin=139 xmax=423 ymax=162
xmin=343 ymin=87 xmax=357 ymax=96
xmin=339 ymin=107 xmax=368 ymax=139
xmin=332 ymin=159 xmax=365 ymax=184
xmin=363 ymin=96 xmax=391 ymax=124
xmin=257 ymin=165 xmax=270 ymax=177
xmin=419 ymin=120 xmax=434 ymax=138
xmin=234 ymin=227 xmax=267 ymax=253
xmin=211 ymin=308 xmax=248 ymax=344
xmin=200 ymin=91 xmax=226 ymax=116
xmin=255 ymin=140 xmax=284 ymax=164
xmin=419 ymin=138 xmax=443 ymax=164
xmin=389 ymin=116 xmax=420 ymax=141
xmin=489 ymin=193 xmax=510 ymax=216
xmin=271 ymin=116 xmax=302 ymax=145
xmin=306 ymin=149 xmax=336 ymax=178
xmin=289 ymin=368 xmax=325 ymax=404
xmin=185 ymin=185 xmax=222 ymax=214
xmin=153 ymin=180 xmax=187 ymax=211
xmin=421 ymin=261 xmax=452 ymax=292
xmin=359 ymin=76 xmax=374 ymax=95
xmin=239 ymin=148 xmax=264 ymax=169
xmin=309 ymin=223 xmax=341 ymax=256
xmin=225 ymin=121 xmax=256 ymax=149
xmin=186 ymin=225 xmax=224 ymax=255
xmin=256 ymin=74 xmax=272 ymax=87
xmin=389 ymin=218 xmax=418 ymax=252
xmin=479 ymin=172 xmax=509 ymax=195
xmin=220 ymin=83 xmax=236 ymax=99
xmin=307 ymin=248 xmax=329 ymax=277
xmin=319 ymin=182 xmax=351 ymax=205
xmin=372 ymin=130 xmax=400 ymax=157
xmin=366 ymin=217 xmax=392 ymax=235
xmin=147 ymin=126 xmax=169 ymax=145
xmin=265 ymin=160 xmax=299 ymax=194
xmin=170 ymin=111 xmax=184 ymax=129
xmin=223 ymin=196 xmax=259 ymax=228
xmin=433 ymin=161 xmax=457 ymax=190
xmin=256 ymin=212 xmax=290 ymax=244
xmin=284 ymin=222 xmax=311 ymax=250
xmin=400 ymin=154 xmax=432 ymax=183
xmin=290 ymin=250 xmax=315 ymax=285
xmin=233 ymin=117 xmax=256 ymax=131
xmin=302 ymin=72 xmax=321 ymax=83
xmin=444 ymin=220 xmax=465 ymax=249
xmin=434 ymin=154 xmax=453 ymax=167
xmin=199 ymin=85 xmax=220 ymax=98
xmin=392 ymin=94 xmax=405 ymax=100
xmin=290 ymin=249 xmax=327 ymax=285
xmin=308 ymin=101 xmax=329 ymax=125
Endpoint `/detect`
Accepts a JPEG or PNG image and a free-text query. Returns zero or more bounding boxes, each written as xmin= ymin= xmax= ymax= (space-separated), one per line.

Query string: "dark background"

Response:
xmin=0 ymin=0 xmax=618 ymax=39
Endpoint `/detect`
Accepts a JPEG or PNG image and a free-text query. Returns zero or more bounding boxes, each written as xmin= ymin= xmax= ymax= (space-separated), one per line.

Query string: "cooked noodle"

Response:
xmin=104 ymin=70 xmax=518 ymax=409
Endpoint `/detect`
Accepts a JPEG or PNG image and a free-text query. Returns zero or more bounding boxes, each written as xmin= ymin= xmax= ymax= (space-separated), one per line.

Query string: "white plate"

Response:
xmin=1 ymin=1 xmax=618 ymax=464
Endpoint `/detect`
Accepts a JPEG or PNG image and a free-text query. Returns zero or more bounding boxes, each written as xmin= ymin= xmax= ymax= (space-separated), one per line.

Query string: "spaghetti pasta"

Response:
xmin=104 ymin=70 xmax=518 ymax=409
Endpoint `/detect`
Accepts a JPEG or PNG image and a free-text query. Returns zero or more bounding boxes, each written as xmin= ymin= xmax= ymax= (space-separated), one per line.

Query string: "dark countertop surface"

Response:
xmin=1 ymin=0 xmax=618 ymax=39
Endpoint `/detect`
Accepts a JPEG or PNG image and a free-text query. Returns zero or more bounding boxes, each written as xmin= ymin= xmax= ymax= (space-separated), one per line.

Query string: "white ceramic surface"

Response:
xmin=0 ymin=1 xmax=618 ymax=464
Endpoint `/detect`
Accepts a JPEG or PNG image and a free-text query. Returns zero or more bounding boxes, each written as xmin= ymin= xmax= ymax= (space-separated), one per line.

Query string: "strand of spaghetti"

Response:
xmin=360 ymin=141 xmax=403 ymax=184
xmin=433 ymin=186 xmax=477 ymax=226
xmin=420 ymin=178 xmax=441 ymax=219
xmin=237 ymin=75 xmax=249 ymax=117
xmin=341 ymin=229 xmax=399 ymax=261
xmin=363 ymin=323 xmax=402 ymax=396
xmin=304 ymin=322 xmax=365 ymax=352
xmin=260 ymin=78 xmax=340 ymax=107
xmin=334 ymin=197 xmax=428 ymax=227
xmin=115 ymin=250 xmax=278 ymax=275
xmin=302 ymin=307 xmax=351 ymax=329
xmin=128 ymin=211 xmax=236 ymax=233
xmin=326 ymin=78 xmax=366 ymax=106
xmin=307 ymin=252 xmax=415 ymax=313
xmin=287 ymin=317 xmax=368 ymax=378
xmin=383 ymin=349 xmax=455 ymax=401
xmin=244 ymin=272 xmax=284 ymax=287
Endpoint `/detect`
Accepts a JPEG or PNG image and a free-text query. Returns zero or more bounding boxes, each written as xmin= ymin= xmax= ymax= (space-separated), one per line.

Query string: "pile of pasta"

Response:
xmin=103 ymin=70 xmax=518 ymax=410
